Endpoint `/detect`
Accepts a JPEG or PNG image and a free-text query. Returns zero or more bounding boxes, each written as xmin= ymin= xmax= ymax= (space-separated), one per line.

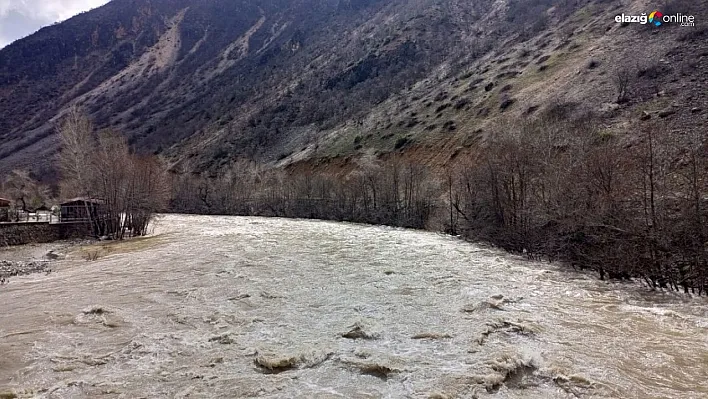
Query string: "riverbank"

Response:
xmin=0 ymin=239 xmax=92 ymax=284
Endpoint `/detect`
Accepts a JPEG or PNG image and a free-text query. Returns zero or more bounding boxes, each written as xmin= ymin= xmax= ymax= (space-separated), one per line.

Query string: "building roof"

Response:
xmin=0 ymin=197 xmax=11 ymax=207
xmin=60 ymin=197 xmax=105 ymax=205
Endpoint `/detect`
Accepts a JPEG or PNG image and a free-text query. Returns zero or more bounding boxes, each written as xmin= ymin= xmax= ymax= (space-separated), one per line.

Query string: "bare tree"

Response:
xmin=57 ymin=107 xmax=95 ymax=197
xmin=615 ymin=68 xmax=632 ymax=104
xmin=2 ymin=170 xmax=50 ymax=216
xmin=57 ymin=111 xmax=169 ymax=238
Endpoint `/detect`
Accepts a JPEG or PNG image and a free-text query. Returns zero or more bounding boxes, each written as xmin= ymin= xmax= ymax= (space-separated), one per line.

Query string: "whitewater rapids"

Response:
xmin=1 ymin=214 xmax=706 ymax=398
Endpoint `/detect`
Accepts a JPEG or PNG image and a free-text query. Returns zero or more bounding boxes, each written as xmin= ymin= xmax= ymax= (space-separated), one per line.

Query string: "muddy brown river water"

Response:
xmin=1 ymin=214 xmax=707 ymax=398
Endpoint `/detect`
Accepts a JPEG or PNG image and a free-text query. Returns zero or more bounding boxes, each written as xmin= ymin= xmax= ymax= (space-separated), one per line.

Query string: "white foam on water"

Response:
xmin=0 ymin=214 xmax=707 ymax=398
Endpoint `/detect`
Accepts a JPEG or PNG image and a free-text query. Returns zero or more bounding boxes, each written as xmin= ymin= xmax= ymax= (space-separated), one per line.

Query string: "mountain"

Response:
xmin=0 ymin=0 xmax=706 ymax=176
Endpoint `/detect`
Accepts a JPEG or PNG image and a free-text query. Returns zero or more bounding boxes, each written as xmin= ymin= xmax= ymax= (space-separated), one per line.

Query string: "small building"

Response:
xmin=0 ymin=197 xmax=10 ymax=222
xmin=60 ymin=198 xmax=106 ymax=222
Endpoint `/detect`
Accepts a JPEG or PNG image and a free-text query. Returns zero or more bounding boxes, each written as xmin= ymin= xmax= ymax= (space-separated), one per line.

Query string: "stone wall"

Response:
xmin=58 ymin=222 xmax=93 ymax=240
xmin=0 ymin=222 xmax=93 ymax=247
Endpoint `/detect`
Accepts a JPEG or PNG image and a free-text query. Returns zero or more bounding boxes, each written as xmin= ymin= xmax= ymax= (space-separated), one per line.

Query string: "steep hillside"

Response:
xmin=0 ymin=0 xmax=705 ymax=175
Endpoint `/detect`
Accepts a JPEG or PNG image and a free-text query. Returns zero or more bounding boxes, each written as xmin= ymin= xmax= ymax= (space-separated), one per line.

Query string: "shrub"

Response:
xmin=587 ymin=59 xmax=601 ymax=69
xmin=394 ymin=137 xmax=410 ymax=149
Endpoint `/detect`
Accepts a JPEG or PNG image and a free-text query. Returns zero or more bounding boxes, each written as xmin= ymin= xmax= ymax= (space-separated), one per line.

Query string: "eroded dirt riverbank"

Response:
xmin=1 ymin=214 xmax=707 ymax=398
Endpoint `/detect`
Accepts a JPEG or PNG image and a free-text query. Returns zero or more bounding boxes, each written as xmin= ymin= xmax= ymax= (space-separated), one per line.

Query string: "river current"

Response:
xmin=1 ymin=214 xmax=706 ymax=398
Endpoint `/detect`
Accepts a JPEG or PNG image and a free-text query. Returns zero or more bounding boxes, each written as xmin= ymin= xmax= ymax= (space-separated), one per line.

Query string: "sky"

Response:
xmin=0 ymin=0 xmax=110 ymax=48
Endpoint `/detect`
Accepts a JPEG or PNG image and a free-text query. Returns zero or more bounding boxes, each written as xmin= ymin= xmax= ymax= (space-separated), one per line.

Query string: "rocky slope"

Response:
xmin=0 ymin=0 xmax=705 ymax=175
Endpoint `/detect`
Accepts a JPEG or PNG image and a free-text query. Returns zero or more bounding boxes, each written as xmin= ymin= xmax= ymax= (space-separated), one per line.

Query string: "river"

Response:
xmin=1 ymin=214 xmax=706 ymax=398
